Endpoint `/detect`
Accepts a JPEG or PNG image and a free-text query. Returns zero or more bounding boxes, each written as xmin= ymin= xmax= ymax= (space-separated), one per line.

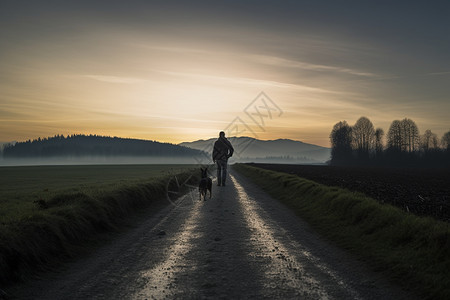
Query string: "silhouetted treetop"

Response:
xmin=330 ymin=121 xmax=352 ymax=165
xmin=442 ymin=131 xmax=450 ymax=151
xmin=2 ymin=134 xmax=204 ymax=158
xmin=352 ymin=116 xmax=375 ymax=159
xmin=330 ymin=117 xmax=449 ymax=168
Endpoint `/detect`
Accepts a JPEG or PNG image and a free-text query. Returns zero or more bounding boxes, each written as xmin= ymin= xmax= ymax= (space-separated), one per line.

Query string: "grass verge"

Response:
xmin=0 ymin=170 xmax=198 ymax=285
xmin=233 ymin=163 xmax=450 ymax=299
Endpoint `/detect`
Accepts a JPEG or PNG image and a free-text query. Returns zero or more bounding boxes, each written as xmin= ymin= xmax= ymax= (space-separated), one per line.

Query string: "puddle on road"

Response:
xmin=131 ymin=197 xmax=203 ymax=299
xmin=231 ymin=174 xmax=361 ymax=299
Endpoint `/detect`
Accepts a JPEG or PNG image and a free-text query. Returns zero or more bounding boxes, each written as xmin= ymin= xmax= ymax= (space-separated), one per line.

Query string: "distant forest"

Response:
xmin=330 ymin=117 xmax=450 ymax=168
xmin=1 ymin=134 xmax=204 ymax=158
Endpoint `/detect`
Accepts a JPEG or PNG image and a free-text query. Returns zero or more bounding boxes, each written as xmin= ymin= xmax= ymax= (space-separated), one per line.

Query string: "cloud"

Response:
xmin=84 ymin=75 xmax=148 ymax=84
xmin=425 ymin=71 xmax=450 ymax=76
xmin=249 ymin=54 xmax=378 ymax=78
xmin=157 ymin=70 xmax=349 ymax=95
xmin=137 ymin=43 xmax=377 ymax=78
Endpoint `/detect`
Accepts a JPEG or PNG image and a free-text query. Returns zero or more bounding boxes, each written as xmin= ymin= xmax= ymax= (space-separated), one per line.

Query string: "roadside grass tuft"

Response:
xmin=234 ymin=163 xmax=450 ymax=299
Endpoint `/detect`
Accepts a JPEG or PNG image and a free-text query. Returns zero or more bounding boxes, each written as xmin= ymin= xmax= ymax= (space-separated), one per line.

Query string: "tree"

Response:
xmin=352 ymin=116 xmax=375 ymax=158
xmin=400 ymin=118 xmax=419 ymax=152
xmin=330 ymin=121 xmax=353 ymax=165
xmin=387 ymin=120 xmax=402 ymax=151
xmin=420 ymin=129 xmax=439 ymax=152
xmin=387 ymin=118 xmax=419 ymax=152
xmin=374 ymin=128 xmax=384 ymax=155
xmin=442 ymin=131 xmax=450 ymax=151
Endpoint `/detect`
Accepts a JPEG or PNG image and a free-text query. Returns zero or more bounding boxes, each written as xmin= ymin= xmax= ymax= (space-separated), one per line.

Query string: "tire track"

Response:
xmin=232 ymin=174 xmax=361 ymax=299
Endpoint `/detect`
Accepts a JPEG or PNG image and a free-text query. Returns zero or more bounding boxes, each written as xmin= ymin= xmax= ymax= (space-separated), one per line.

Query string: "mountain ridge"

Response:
xmin=179 ymin=136 xmax=331 ymax=163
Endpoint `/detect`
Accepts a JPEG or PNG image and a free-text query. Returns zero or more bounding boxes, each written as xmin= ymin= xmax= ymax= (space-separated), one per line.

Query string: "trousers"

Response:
xmin=216 ymin=159 xmax=228 ymax=185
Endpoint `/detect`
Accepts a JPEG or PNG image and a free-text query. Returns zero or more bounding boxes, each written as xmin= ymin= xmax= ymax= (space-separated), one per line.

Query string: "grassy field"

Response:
xmin=0 ymin=164 xmax=200 ymax=285
xmin=0 ymin=164 xmax=195 ymax=223
xmin=233 ymin=163 xmax=450 ymax=299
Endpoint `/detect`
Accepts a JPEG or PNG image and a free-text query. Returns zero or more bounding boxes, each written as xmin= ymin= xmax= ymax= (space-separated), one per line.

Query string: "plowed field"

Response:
xmin=249 ymin=163 xmax=450 ymax=222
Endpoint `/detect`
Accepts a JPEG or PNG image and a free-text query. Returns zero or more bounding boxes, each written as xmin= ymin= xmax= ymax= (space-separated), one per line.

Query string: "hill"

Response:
xmin=179 ymin=137 xmax=331 ymax=164
xmin=1 ymin=134 xmax=205 ymax=165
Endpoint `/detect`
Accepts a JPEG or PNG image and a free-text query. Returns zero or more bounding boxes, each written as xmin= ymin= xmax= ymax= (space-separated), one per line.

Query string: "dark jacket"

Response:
xmin=213 ymin=137 xmax=234 ymax=161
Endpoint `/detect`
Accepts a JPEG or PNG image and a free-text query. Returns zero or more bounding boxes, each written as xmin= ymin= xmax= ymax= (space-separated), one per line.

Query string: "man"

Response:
xmin=212 ymin=131 xmax=234 ymax=186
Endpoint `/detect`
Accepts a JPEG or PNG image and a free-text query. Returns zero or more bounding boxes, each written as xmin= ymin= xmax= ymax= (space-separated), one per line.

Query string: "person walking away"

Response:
xmin=212 ymin=131 xmax=234 ymax=186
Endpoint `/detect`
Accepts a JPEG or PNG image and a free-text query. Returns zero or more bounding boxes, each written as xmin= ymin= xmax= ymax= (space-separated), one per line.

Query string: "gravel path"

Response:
xmin=9 ymin=168 xmax=415 ymax=299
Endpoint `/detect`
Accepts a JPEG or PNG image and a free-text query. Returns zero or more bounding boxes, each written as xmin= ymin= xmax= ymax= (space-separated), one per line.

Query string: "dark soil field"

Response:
xmin=248 ymin=163 xmax=450 ymax=223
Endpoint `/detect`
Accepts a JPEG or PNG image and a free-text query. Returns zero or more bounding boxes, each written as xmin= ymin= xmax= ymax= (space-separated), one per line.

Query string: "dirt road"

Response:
xmin=10 ymin=169 xmax=414 ymax=299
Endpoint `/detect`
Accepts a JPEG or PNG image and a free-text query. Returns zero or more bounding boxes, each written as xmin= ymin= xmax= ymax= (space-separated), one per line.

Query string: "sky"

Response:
xmin=1 ymin=0 xmax=449 ymax=147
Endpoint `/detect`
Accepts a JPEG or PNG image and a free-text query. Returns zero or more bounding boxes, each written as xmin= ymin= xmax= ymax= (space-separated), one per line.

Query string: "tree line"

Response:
xmin=1 ymin=134 xmax=204 ymax=158
xmin=330 ymin=117 xmax=450 ymax=167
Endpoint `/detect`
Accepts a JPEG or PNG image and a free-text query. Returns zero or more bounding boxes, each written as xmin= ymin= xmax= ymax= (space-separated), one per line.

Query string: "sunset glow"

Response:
xmin=1 ymin=1 xmax=449 ymax=147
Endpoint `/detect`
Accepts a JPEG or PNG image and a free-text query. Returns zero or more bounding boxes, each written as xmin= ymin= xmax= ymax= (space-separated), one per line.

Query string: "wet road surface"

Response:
xmin=10 ymin=168 xmax=414 ymax=299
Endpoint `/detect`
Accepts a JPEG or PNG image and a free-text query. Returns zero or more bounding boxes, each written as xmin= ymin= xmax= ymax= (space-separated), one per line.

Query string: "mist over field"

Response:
xmin=0 ymin=135 xmax=332 ymax=166
xmin=0 ymin=142 xmax=12 ymax=151
xmin=0 ymin=135 xmax=207 ymax=166
xmin=0 ymin=156 xmax=201 ymax=167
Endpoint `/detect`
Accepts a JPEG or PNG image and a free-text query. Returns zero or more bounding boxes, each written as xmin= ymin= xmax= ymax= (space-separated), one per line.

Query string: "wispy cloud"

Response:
xmin=250 ymin=54 xmax=378 ymax=78
xmin=85 ymin=75 xmax=148 ymax=84
xmin=135 ymin=44 xmax=212 ymax=55
xmin=157 ymin=70 xmax=350 ymax=95
xmin=138 ymin=44 xmax=377 ymax=78
xmin=425 ymin=71 xmax=450 ymax=76
xmin=369 ymin=71 xmax=450 ymax=81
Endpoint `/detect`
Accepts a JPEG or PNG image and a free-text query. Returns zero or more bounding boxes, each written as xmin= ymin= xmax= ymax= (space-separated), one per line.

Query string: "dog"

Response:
xmin=199 ymin=167 xmax=212 ymax=200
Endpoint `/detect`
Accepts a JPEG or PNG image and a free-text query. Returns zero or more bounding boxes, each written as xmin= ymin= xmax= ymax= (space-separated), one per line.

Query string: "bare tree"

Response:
xmin=420 ymin=129 xmax=439 ymax=152
xmin=374 ymin=128 xmax=384 ymax=155
xmin=400 ymin=118 xmax=419 ymax=152
xmin=387 ymin=118 xmax=420 ymax=154
xmin=352 ymin=117 xmax=375 ymax=156
xmin=387 ymin=120 xmax=402 ymax=151
xmin=442 ymin=131 xmax=450 ymax=151
xmin=330 ymin=121 xmax=353 ymax=164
